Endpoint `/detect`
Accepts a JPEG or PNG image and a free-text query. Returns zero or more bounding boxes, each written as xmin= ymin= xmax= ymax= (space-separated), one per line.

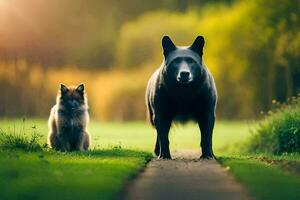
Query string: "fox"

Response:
xmin=47 ymin=83 xmax=90 ymax=151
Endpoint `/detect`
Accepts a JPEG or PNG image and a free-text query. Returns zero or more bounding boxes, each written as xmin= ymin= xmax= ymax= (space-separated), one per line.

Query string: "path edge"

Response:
xmin=116 ymin=156 xmax=154 ymax=200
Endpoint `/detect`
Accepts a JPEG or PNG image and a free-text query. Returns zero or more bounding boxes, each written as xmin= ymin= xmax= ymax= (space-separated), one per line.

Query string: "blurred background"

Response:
xmin=0 ymin=0 xmax=299 ymax=121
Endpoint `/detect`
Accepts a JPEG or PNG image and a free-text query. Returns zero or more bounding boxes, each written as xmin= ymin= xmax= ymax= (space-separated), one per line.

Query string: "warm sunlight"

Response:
xmin=0 ymin=0 xmax=10 ymax=8
xmin=0 ymin=1 xmax=299 ymax=200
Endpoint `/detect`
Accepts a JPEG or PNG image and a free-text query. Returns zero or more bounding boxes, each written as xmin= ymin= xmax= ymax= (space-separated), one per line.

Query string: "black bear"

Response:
xmin=146 ymin=35 xmax=217 ymax=159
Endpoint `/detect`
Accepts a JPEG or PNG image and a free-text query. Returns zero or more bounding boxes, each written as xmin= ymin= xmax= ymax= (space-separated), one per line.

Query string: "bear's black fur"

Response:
xmin=146 ymin=35 xmax=217 ymax=159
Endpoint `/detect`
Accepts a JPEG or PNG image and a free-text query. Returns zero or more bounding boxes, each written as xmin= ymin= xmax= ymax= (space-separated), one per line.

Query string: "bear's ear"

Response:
xmin=76 ymin=83 xmax=85 ymax=94
xmin=189 ymin=36 xmax=205 ymax=56
xmin=60 ymin=84 xmax=69 ymax=94
xmin=162 ymin=35 xmax=176 ymax=57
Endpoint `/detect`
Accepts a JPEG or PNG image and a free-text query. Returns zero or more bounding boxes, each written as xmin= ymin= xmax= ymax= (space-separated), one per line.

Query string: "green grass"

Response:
xmin=0 ymin=118 xmax=299 ymax=200
xmin=0 ymin=118 xmax=252 ymax=154
xmin=246 ymin=96 xmax=300 ymax=154
xmin=0 ymin=129 xmax=45 ymax=152
xmin=0 ymin=118 xmax=252 ymax=199
xmin=0 ymin=149 xmax=151 ymax=200
xmin=0 ymin=119 xmax=156 ymax=200
xmin=220 ymin=156 xmax=300 ymax=200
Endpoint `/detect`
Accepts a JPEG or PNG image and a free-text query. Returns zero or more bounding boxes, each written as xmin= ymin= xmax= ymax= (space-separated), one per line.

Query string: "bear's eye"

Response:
xmin=172 ymin=58 xmax=181 ymax=65
xmin=186 ymin=58 xmax=196 ymax=65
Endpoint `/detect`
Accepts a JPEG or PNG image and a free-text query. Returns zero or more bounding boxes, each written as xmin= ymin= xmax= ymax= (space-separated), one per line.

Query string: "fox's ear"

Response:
xmin=189 ymin=36 xmax=205 ymax=56
xmin=60 ymin=84 xmax=68 ymax=94
xmin=76 ymin=83 xmax=84 ymax=94
xmin=162 ymin=35 xmax=176 ymax=57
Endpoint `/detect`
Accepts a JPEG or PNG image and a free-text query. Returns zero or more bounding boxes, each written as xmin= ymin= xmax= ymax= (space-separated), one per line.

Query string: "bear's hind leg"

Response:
xmin=154 ymin=135 xmax=160 ymax=156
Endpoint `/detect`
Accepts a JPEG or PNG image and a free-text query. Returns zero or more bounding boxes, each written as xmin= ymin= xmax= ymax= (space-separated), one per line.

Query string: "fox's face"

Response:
xmin=58 ymin=84 xmax=86 ymax=110
xmin=162 ymin=36 xmax=205 ymax=85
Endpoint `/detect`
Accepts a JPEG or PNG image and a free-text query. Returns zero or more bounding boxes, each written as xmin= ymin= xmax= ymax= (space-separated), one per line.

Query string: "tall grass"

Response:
xmin=0 ymin=119 xmax=45 ymax=151
xmin=246 ymin=95 xmax=300 ymax=154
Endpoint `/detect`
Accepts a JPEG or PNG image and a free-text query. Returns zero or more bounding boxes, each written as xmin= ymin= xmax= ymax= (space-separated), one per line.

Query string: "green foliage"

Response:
xmin=0 ymin=149 xmax=151 ymax=200
xmin=116 ymin=11 xmax=199 ymax=68
xmin=0 ymin=0 xmax=299 ymax=120
xmin=0 ymin=119 xmax=152 ymax=200
xmin=246 ymin=95 xmax=300 ymax=154
xmin=0 ymin=122 xmax=45 ymax=152
xmin=0 ymin=0 xmax=217 ymax=67
xmin=220 ymin=157 xmax=300 ymax=200
xmin=115 ymin=0 xmax=300 ymax=119
xmin=0 ymin=119 xmax=299 ymax=199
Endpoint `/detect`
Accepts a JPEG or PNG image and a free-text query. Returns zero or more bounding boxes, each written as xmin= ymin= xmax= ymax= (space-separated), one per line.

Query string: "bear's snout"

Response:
xmin=177 ymin=70 xmax=192 ymax=84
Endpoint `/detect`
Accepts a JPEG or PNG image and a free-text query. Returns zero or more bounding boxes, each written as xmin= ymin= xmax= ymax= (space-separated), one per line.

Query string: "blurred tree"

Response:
xmin=0 ymin=0 xmax=298 ymax=120
xmin=0 ymin=0 xmax=221 ymax=68
xmin=115 ymin=0 xmax=300 ymax=119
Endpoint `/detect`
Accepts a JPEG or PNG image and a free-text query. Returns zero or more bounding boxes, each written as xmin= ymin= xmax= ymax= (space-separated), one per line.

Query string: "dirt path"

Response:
xmin=123 ymin=152 xmax=253 ymax=200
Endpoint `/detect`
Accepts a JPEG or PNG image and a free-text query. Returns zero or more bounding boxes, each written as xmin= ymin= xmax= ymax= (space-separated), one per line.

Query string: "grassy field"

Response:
xmin=219 ymin=97 xmax=300 ymax=200
xmin=220 ymin=156 xmax=300 ymax=200
xmin=0 ymin=149 xmax=151 ymax=200
xmin=0 ymin=118 xmax=252 ymax=154
xmin=0 ymin=118 xmax=299 ymax=200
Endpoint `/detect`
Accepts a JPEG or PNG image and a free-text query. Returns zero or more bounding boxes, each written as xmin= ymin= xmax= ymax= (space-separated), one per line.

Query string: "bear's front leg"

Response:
xmin=155 ymin=116 xmax=172 ymax=159
xmin=198 ymin=114 xmax=216 ymax=160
